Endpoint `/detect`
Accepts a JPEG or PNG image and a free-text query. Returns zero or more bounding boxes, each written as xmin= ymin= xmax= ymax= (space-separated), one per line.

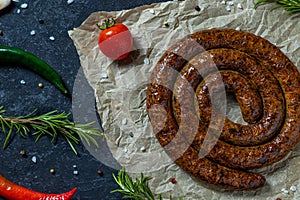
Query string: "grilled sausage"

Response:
xmin=146 ymin=28 xmax=300 ymax=190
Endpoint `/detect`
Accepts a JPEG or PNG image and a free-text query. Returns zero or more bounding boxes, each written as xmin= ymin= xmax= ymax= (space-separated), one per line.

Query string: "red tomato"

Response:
xmin=97 ymin=19 xmax=133 ymax=60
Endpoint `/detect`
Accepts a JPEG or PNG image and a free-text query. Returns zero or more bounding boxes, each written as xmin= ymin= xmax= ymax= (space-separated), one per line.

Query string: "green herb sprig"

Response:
xmin=255 ymin=0 xmax=300 ymax=14
xmin=111 ymin=169 xmax=183 ymax=200
xmin=0 ymin=106 xmax=102 ymax=155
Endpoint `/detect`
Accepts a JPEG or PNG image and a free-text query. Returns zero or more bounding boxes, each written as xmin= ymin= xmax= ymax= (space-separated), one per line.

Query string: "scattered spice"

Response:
xmin=97 ymin=169 xmax=103 ymax=176
xmin=290 ymin=185 xmax=297 ymax=192
xmin=169 ymin=177 xmax=177 ymax=184
xmin=38 ymin=19 xmax=44 ymax=24
xmin=67 ymin=0 xmax=74 ymax=5
xmin=30 ymin=30 xmax=36 ymax=36
xmin=225 ymin=5 xmax=231 ymax=11
xmin=195 ymin=5 xmax=201 ymax=11
xmin=38 ymin=83 xmax=44 ymax=88
xmin=162 ymin=21 xmax=169 ymax=27
xmin=237 ymin=3 xmax=243 ymax=9
xmin=73 ymin=165 xmax=78 ymax=175
xmin=143 ymin=57 xmax=150 ymax=65
xmin=281 ymin=188 xmax=289 ymax=194
xmin=73 ymin=170 xmax=79 ymax=175
xmin=100 ymin=71 xmax=108 ymax=79
xmin=0 ymin=30 xmax=3 ymax=36
xmin=20 ymin=80 xmax=26 ymax=85
xmin=31 ymin=156 xmax=37 ymax=163
xmin=140 ymin=146 xmax=146 ymax=152
xmin=20 ymin=3 xmax=28 ymax=9
xmin=121 ymin=118 xmax=127 ymax=125
xmin=19 ymin=150 xmax=26 ymax=157
xmin=149 ymin=9 xmax=155 ymax=14
xmin=276 ymin=198 xmax=282 ymax=200
xmin=49 ymin=169 xmax=55 ymax=174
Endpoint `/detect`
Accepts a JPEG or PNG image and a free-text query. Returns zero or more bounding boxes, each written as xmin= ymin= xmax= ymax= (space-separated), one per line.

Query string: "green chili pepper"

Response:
xmin=0 ymin=46 xmax=68 ymax=94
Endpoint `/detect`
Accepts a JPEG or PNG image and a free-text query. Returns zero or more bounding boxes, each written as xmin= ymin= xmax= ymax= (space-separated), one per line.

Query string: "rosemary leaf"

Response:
xmin=0 ymin=106 xmax=102 ymax=155
xmin=255 ymin=0 xmax=300 ymax=14
xmin=111 ymin=169 xmax=182 ymax=200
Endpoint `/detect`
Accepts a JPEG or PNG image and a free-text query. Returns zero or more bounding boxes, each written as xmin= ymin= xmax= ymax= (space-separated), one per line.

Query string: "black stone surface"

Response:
xmin=0 ymin=0 xmax=169 ymax=199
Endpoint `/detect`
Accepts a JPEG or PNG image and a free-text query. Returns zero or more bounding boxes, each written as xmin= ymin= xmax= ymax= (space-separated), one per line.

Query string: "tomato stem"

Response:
xmin=97 ymin=18 xmax=115 ymax=30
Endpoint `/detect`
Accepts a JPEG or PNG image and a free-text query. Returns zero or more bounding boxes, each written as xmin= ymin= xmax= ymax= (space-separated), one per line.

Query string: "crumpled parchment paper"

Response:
xmin=69 ymin=0 xmax=300 ymax=199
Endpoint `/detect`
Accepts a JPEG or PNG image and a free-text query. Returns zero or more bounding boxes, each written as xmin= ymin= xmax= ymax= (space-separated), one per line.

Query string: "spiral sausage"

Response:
xmin=146 ymin=29 xmax=300 ymax=190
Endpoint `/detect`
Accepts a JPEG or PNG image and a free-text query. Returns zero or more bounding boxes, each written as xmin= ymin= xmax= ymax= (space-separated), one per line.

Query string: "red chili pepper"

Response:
xmin=0 ymin=173 xmax=77 ymax=200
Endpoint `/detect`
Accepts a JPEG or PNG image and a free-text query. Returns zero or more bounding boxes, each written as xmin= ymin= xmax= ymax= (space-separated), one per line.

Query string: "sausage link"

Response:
xmin=146 ymin=28 xmax=300 ymax=190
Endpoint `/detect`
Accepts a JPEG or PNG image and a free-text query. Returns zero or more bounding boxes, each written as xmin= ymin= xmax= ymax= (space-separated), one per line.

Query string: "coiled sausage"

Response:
xmin=146 ymin=29 xmax=300 ymax=190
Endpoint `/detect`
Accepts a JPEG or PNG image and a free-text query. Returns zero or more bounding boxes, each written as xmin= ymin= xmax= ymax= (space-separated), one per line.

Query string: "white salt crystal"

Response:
xmin=20 ymin=3 xmax=28 ymax=9
xmin=290 ymin=185 xmax=297 ymax=192
xmin=144 ymin=57 xmax=150 ymax=65
xmin=225 ymin=5 xmax=231 ymax=11
xmin=30 ymin=30 xmax=36 ymax=36
xmin=67 ymin=0 xmax=74 ymax=5
xmin=237 ymin=3 xmax=243 ymax=9
xmin=31 ymin=156 xmax=37 ymax=163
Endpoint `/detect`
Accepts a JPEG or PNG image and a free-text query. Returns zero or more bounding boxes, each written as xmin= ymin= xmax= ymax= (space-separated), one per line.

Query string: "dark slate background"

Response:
xmin=0 ymin=0 xmax=168 ymax=199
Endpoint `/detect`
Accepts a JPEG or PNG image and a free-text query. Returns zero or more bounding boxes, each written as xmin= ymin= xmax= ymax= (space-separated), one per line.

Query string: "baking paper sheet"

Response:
xmin=69 ymin=0 xmax=300 ymax=199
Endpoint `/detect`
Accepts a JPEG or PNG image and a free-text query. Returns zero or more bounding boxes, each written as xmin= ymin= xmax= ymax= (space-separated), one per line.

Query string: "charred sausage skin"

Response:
xmin=146 ymin=29 xmax=300 ymax=190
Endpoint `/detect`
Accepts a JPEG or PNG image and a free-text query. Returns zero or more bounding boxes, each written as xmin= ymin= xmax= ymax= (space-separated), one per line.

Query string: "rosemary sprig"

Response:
xmin=255 ymin=0 xmax=300 ymax=14
xmin=111 ymin=169 xmax=183 ymax=200
xmin=0 ymin=105 xmax=102 ymax=155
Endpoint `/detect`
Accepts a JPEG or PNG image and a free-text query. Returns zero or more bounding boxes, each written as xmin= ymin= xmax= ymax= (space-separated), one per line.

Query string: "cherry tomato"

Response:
xmin=97 ymin=19 xmax=133 ymax=60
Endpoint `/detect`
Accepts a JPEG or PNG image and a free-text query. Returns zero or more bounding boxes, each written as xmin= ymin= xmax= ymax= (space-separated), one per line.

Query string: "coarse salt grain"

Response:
xmin=281 ymin=188 xmax=289 ymax=194
xmin=100 ymin=72 xmax=108 ymax=79
xmin=20 ymin=80 xmax=26 ymax=85
xmin=122 ymin=118 xmax=127 ymax=125
xmin=225 ymin=5 xmax=231 ymax=11
xmin=228 ymin=1 xmax=234 ymax=6
xmin=67 ymin=0 xmax=74 ymax=4
xmin=221 ymin=0 xmax=226 ymax=5
xmin=30 ymin=30 xmax=36 ymax=36
xmin=16 ymin=9 xmax=20 ymax=14
xmin=73 ymin=170 xmax=79 ymax=175
xmin=290 ymin=185 xmax=297 ymax=192
xmin=237 ymin=3 xmax=243 ymax=9
xmin=49 ymin=36 xmax=55 ymax=41
xmin=31 ymin=156 xmax=37 ymax=163
xmin=149 ymin=9 xmax=155 ymax=14
xmin=20 ymin=3 xmax=28 ymax=9
xmin=144 ymin=57 xmax=150 ymax=65
xmin=140 ymin=146 xmax=146 ymax=152
xmin=235 ymin=27 xmax=241 ymax=31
